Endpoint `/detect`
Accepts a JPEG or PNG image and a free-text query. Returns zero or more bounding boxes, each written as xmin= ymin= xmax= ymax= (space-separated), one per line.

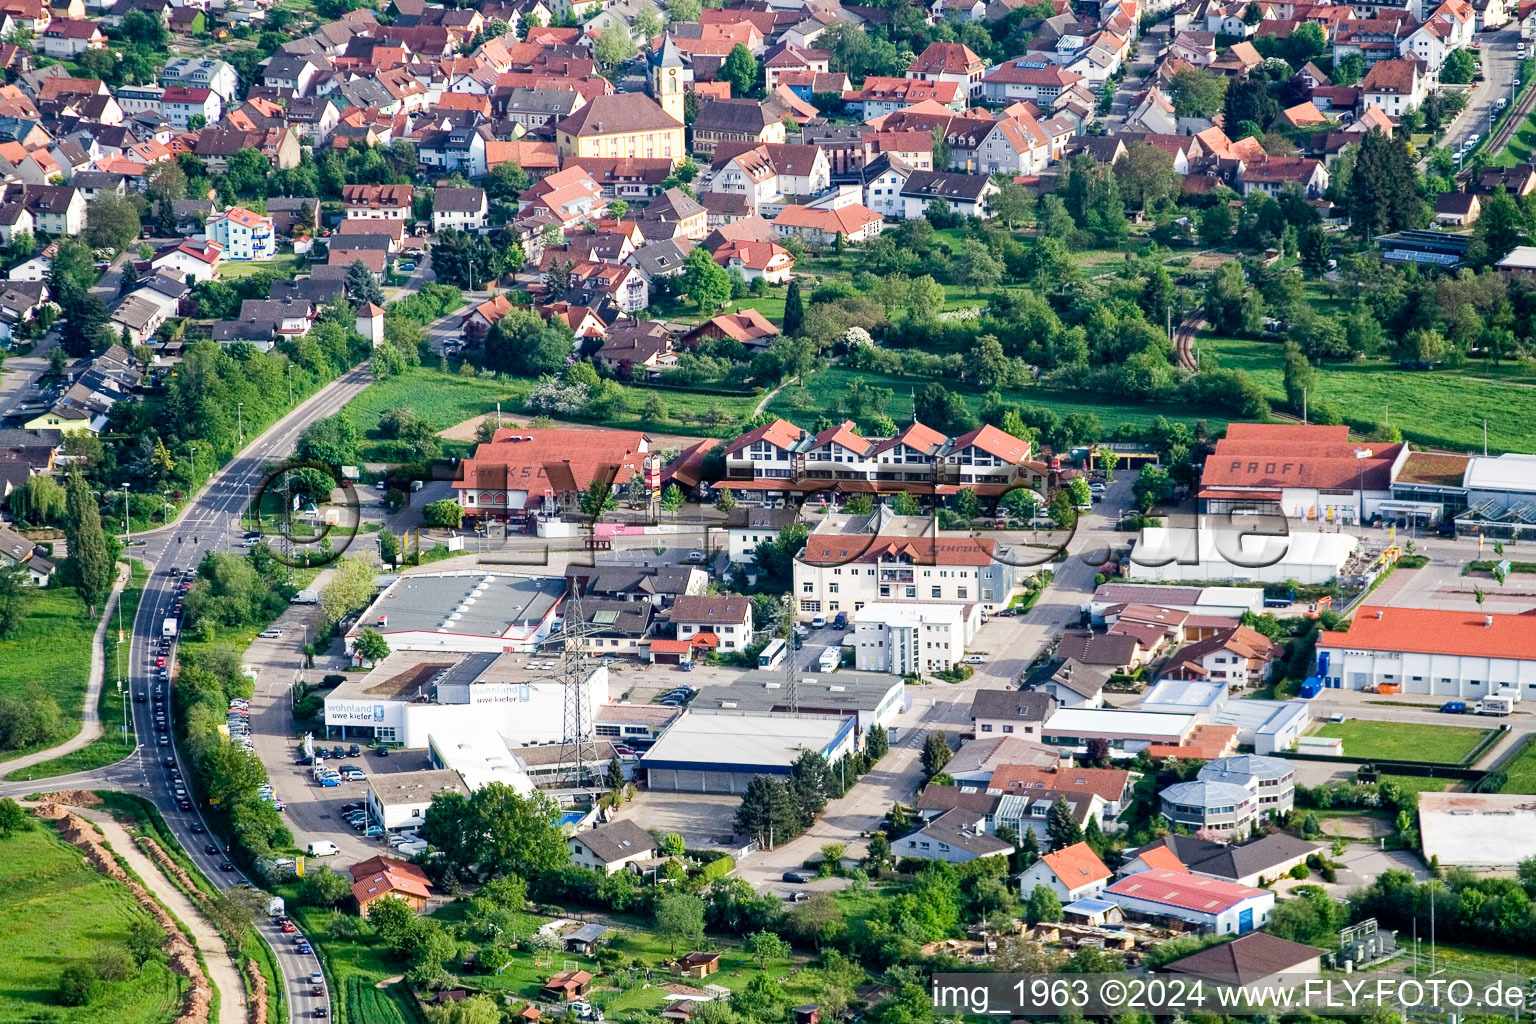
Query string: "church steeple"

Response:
xmin=649 ymin=34 xmax=686 ymax=125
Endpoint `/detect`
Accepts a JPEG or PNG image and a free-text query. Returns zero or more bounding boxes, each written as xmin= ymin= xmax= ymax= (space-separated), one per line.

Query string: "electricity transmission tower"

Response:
xmin=540 ymin=585 xmax=607 ymax=789
xmin=781 ymin=593 xmax=799 ymax=713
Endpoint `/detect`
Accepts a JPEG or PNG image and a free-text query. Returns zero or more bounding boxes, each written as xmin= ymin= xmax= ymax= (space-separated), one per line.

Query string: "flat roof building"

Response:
xmin=641 ymin=711 xmax=857 ymax=793
xmin=1126 ymin=522 xmax=1359 ymax=585
xmin=689 ymin=670 xmax=907 ymax=732
xmin=347 ymin=572 xmax=566 ymax=655
xmin=427 ymin=728 xmax=535 ymax=795
xmin=1042 ymin=708 xmax=1199 ymax=756
xmin=366 ymin=768 xmax=470 ymax=831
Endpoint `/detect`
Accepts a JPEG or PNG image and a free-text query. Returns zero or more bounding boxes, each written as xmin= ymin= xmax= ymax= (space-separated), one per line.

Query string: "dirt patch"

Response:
xmin=1188 ymin=252 xmax=1237 ymax=270
xmin=438 ymin=413 xmax=708 ymax=451
xmin=38 ymin=789 xmax=102 ymax=807
xmin=1320 ymin=815 xmax=1394 ymax=839
xmin=243 ymin=959 xmax=268 ymax=1024
xmin=38 ymin=802 xmax=213 ymax=1024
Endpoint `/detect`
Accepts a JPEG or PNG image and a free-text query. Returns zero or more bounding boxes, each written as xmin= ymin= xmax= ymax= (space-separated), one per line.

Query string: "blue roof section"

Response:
xmin=1065 ymin=897 xmax=1117 ymax=914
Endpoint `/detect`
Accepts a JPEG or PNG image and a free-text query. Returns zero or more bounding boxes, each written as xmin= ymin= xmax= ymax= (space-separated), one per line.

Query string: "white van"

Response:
xmin=306 ymin=840 xmax=339 ymax=857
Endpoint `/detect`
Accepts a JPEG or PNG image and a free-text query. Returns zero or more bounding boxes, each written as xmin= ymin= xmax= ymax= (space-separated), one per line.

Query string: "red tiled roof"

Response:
xmin=1105 ymin=868 xmax=1267 ymax=912
xmin=1041 ymin=842 xmax=1112 ymax=886
xmin=1321 ymin=606 xmax=1536 ymax=661
xmin=800 ymin=534 xmax=998 ymax=567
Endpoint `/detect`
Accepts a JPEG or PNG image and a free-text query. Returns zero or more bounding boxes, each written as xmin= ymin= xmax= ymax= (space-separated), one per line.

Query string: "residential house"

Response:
xmin=898 ymin=170 xmax=999 ymax=219
xmin=19 ymin=184 xmax=85 ymax=236
xmin=432 ymin=186 xmax=488 ymax=232
xmin=205 ymin=206 xmax=275 ymax=261
xmin=773 ymin=203 xmax=884 ymax=245
xmin=1237 ymin=157 xmax=1329 ymax=196
xmin=1435 ymin=191 xmax=1480 ymax=225
xmin=159 ymin=57 xmax=240 ymax=104
xmin=969 ymin=689 xmax=1057 ymax=740
xmin=895 ymin=807 xmax=1014 ymax=862
xmin=566 ymin=820 xmax=657 ymax=874
xmin=350 ymin=856 xmax=433 ymax=918
xmin=568 ymin=260 xmax=649 ymax=314
xmin=1361 ymin=57 xmax=1427 ymax=116
xmin=151 ymin=239 xmax=222 ymax=283
xmin=981 ymin=60 xmax=1085 ymax=103
xmin=669 ymin=594 xmax=753 ymax=651
xmin=1039 ymin=657 xmax=1111 ymax=708
xmin=712 ymin=239 xmax=793 ymax=283
xmin=39 ymin=19 xmax=105 ymax=57
xmin=683 ymin=308 xmax=778 ymax=351
xmin=1017 ymin=841 xmax=1113 ymax=901
xmin=841 ymin=76 xmax=965 ymax=118
xmin=641 ymin=187 xmax=708 ymax=240
xmin=1056 ymin=629 xmax=1148 ymax=673
xmin=1159 ymin=626 xmax=1281 ymax=689
xmin=905 ymin=41 xmax=988 ymax=98
xmin=691 ymin=98 xmax=787 ymax=158
xmin=592 ymin=317 xmax=670 ymax=373
xmin=0 ymin=523 xmax=53 ymax=585
xmin=519 ymin=166 xmax=607 ymax=232
xmin=342 ymin=183 xmax=414 ymax=220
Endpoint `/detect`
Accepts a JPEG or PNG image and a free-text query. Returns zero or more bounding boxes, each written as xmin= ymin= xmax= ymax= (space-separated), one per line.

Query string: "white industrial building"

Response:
xmin=1213 ymin=699 xmax=1311 ymax=755
xmin=1126 ymin=523 xmax=1359 ymax=585
xmin=1087 ymin=583 xmax=1266 ymax=624
xmin=345 ymin=572 xmax=567 ymax=656
xmin=851 ymin=601 xmax=979 ymax=673
xmin=1317 ymin=606 xmax=1536 ymax=698
xmin=688 ymin=670 xmax=907 ymax=733
xmin=1419 ymin=793 xmax=1536 ymax=871
xmin=366 ymin=769 xmax=469 ymax=831
xmin=324 ymin=650 xmax=610 ymax=748
xmin=641 ymin=711 xmax=857 ymax=793
xmin=1041 ymin=708 xmax=1199 ymax=756
xmin=1105 ymin=868 xmax=1275 ymax=935
xmin=1463 ymin=453 xmax=1536 ymax=512
xmin=1140 ymin=679 xmax=1228 ymax=721
xmin=427 ymin=729 xmax=535 ymax=795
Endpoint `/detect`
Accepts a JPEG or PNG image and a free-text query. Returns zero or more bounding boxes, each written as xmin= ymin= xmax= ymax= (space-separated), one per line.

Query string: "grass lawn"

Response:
xmin=1200 ymin=334 xmax=1536 ymax=452
xmin=769 ymin=367 xmax=1233 ymax=435
xmin=8 ymin=560 xmax=149 ymax=781
xmin=1377 ymin=773 xmax=1455 ymax=797
xmin=217 ymin=252 xmax=301 ymax=282
xmin=341 ymin=366 xmax=758 ymax=463
xmin=1498 ymin=739 xmax=1536 ymax=793
xmin=0 ymin=825 xmax=189 ymax=1024
xmin=0 ymin=577 xmax=102 ymax=764
xmin=1314 ymin=720 xmax=1490 ymax=764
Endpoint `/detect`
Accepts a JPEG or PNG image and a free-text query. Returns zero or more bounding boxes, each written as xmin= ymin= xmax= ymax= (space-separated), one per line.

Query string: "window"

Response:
xmin=980 ymin=723 xmax=993 ymax=732
xmin=932 ymin=587 xmax=942 ymax=598
xmin=1003 ymin=725 xmax=1013 ymax=733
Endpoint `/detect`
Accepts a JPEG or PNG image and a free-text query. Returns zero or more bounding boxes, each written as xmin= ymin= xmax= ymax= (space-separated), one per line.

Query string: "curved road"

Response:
xmin=2 ymin=362 xmax=379 ymax=1023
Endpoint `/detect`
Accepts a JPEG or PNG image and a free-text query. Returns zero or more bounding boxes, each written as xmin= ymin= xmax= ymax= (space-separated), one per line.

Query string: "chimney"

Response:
xmin=1486 ymin=615 xmax=1493 ymax=627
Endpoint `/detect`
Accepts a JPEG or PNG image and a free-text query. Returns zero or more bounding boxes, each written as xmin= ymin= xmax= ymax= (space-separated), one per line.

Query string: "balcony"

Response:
xmin=879 ymin=568 xmax=914 ymax=584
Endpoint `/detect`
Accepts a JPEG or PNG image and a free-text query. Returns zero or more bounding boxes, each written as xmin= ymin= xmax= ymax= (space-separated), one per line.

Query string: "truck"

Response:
xmin=162 ymin=617 xmax=178 ymax=639
xmin=1263 ymin=588 xmax=1296 ymax=608
xmin=291 ymin=589 xmax=319 ymax=605
xmin=267 ymin=896 xmax=286 ymax=919
xmin=1477 ymin=695 xmax=1513 ymax=716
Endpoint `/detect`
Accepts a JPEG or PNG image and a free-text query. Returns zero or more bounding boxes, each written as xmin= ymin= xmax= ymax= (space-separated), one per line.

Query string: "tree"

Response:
xmin=84 ymin=191 xmax=142 ymax=253
xmin=991 ymin=182 xmax=1034 ymax=229
xmin=956 ymin=240 xmax=1004 ymax=295
xmin=301 ymin=865 xmax=353 ymax=906
xmin=320 ymin=556 xmax=376 ymax=627
xmin=891 ymin=491 xmax=922 ymax=516
xmin=1025 ymin=883 xmax=1063 ymax=925
xmin=426 ymin=994 xmax=501 ymax=1024
xmin=483 ymin=307 xmax=573 ymax=376
xmin=681 ymin=247 xmax=731 ymax=312
xmin=593 ymin=24 xmax=635 ymax=66
xmin=346 ymin=260 xmax=385 ymax=307
xmin=0 ymin=796 xmax=27 ymax=837
xmin=353 ymin=627 xmax=391 ymax=665
xmin=1116 ymin=142 xmax=1181 ymax=211
xmin=921 ymin=732 xmax=952 ymax=776
xmin=1470 ymin=188 xmax=1525 ymax=268
xmin=125 ymin=917 xmax=161 ymax=968
xmin=1046 ymin=795 xmax=1083 ymax=849
xmin=64 ymin=472 xmax=113 ymax=616
xmin=1441 ymin=47 xmax=1476 ymax=84
xmin=1349 ymin=129 xmax=1422 ymax=237
xmin=1206 ymin=260 xmax=1262 ymax=335
xmin=1224 ymin=74 xmax=1280 ymax=134
xmin=420 ymin=783 xmax=568 ymax=880
xmin=746 ymin=928 xmax=790 ymax=968
xmin=422 ymin=499 xmax=463 ymax=528
xmin=0 ymin=563 xmax=29 ymax=637
xmin=1170 ymin=65 xmax=1228 ymax=117
xmin=1298 ymin=221 xmax=1333 ymax=276
xmin=298 ymin=416 xmax=358 ymax=467
xmin=660 ymin=483 xmax=684 ymax=511
xmin=1199 ymin=200 xmax=1236 ymax=245
xmin=144 ymin=158 xmax=188 ymax=208
xmin=655 ymin=890 xmax=706 ymax=952
xmin=432 ymin=228 xmax=508 ymax=289
xmin=722 ymin=43 xmax=759 ymax=95
xmin=714 ymin=488 xmax=737 ymax=512
xmin=1282 ymin=341 xmax=1316 ymax=410
xmin=57 ymin=963 xmax=95 ymax=1006
xmin=605 ymin=755 xmax=625 ymax=791
xmin=783 ymin=279 xmax=804 ymax=334
xmin=1133 ymin=464 xmax=1174 ymax=512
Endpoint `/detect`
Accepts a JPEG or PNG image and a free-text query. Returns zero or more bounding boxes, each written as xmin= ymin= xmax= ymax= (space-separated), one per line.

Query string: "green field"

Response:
xmin=340 ymin=366 xmax=759 ymax=463
xmin=0 ymin=825 xmax=189 ymax=1024
xmin=1378 ymin=773 xmax=1455 ymax=796
xmin=8 ymin=561 xmax=149 ymax=781
xmin=768 ymin=367 xmax=1233 ymax=435
xmin=1315 ymin=720 xmax=1490 ymax=764
xmin=0 ymin=575 xmax=102 ymax=763
xmin=1497 ymin=739 xmax=1536 ymax=793
xmin=1201 ymin=333 xmax=1536 ymax=452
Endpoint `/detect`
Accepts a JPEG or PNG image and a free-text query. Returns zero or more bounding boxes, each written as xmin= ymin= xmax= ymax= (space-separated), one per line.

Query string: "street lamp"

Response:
xmin=237 ymin=402 xmax=244 ymax=445
xmin=122 ymin=483 xmax=130 ymax=544
xmin=189 ymin=444 xmax=198 ymax=491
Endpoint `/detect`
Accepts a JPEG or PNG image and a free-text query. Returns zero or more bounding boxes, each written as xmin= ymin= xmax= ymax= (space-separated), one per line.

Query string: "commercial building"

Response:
xmin=688 ymin=670 xmax=906 ymax=734
xmin=454 ymin=428 xmax=653 ymax=521
xmin=795 ymin=525 xmax=1022 ymax=618
xmin=1213 ymin=699 xmax=1311 ymax=755
xmin=427 ymin=729 xmax=536 ymax=795
xmin=324 ymin=649 xmax=609 ymax=748
xmin=366 ymin=769 xmax=470 ymax=831
xmin=640 ymin=712 xmax=857 ymax=793
xmin=1140 ymin=679 xmax=1228 ymax=721
xmin=1104 ymin=868 xmax=1274 ymax=935
xmin=345 ymin=572 xmax=566 ymax=657
xmin=1125 ymin=522 xmax=1359 ymax=585
xmin=1159 ymin=779 xmax=1257 ymax=835
xmin=1197 ymin=423 xmax=1407 ymax=524
xmin=1317 ymin=606 xmax=1536 ymax=698
xmin=1088 ymin=583 xmax=1265 ymax=624
xmin=851 ymin=601 xmax=977 ymax=673
xmin=1040 ymin=708 xmax=1199 ymax=756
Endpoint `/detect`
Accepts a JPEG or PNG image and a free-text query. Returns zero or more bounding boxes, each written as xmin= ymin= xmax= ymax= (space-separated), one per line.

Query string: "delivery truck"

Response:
xmin=1477 ymin=695 xmax=1513 ymax=716
xmin=163 ymin=618 xmax=178 ymax=639
xmin=291 ymin=589 xmax=319 ymax=605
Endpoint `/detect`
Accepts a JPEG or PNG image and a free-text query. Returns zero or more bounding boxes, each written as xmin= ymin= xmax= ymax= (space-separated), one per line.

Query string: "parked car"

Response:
xmin=810 ymin=615 xmax=827 ymax=628
xmin=258 ymin=629 xmax=283 ymax=639
xmin=347 ymin=745 xmax=361 ymax=757
xmin=964 ymin=654 xmax=985 ymax=664
xmin=782 ymin=871 xmax=812 ymax=883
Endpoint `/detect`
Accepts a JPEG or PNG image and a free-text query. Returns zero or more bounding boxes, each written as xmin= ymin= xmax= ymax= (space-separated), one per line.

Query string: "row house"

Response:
xmin=715 ymin=418 xmax=1043 ymax=508
xmin=341 ymin=183 xmax=414 ymax=220
xmin=691 ymin=97 xmax=788 ymax=158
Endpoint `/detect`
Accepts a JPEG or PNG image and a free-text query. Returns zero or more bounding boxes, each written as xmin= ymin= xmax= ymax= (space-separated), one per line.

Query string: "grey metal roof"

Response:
xmin=371 ymin=572 xmax=565 ymax=639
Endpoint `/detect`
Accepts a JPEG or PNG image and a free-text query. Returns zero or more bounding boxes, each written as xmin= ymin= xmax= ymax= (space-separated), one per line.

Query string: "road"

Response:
xmin=1105 ymin=24 xmax=1167 ymax=124
xmin=0 ymin=328 xmax=59 ymax=421
xmin=1446 ymin=29 xmax=1522 ymax=161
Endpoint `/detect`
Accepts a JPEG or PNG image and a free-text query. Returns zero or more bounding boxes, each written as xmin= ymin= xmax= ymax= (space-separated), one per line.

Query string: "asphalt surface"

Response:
xmin=1447 ymin=28 xmax=1522 ymax=160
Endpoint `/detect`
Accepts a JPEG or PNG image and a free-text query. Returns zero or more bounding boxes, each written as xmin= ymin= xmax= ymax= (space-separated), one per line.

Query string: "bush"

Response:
xmin=1289 ymin=862 xmax=1311 ymax=880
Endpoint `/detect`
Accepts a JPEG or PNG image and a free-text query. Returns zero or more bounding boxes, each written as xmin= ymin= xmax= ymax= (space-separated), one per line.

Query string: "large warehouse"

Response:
xmin=641 ymin=712 xmax=858 ymax=793
xmin=1317 ymin=606 xmax=1536 ymax=698
xmin=324 ymin=649 xmax=610 ymax=747
xmin=345 ymin=571 xmax=566 ymax=656
xmin=1125 ymin=523 xmax=1359 ymax=585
